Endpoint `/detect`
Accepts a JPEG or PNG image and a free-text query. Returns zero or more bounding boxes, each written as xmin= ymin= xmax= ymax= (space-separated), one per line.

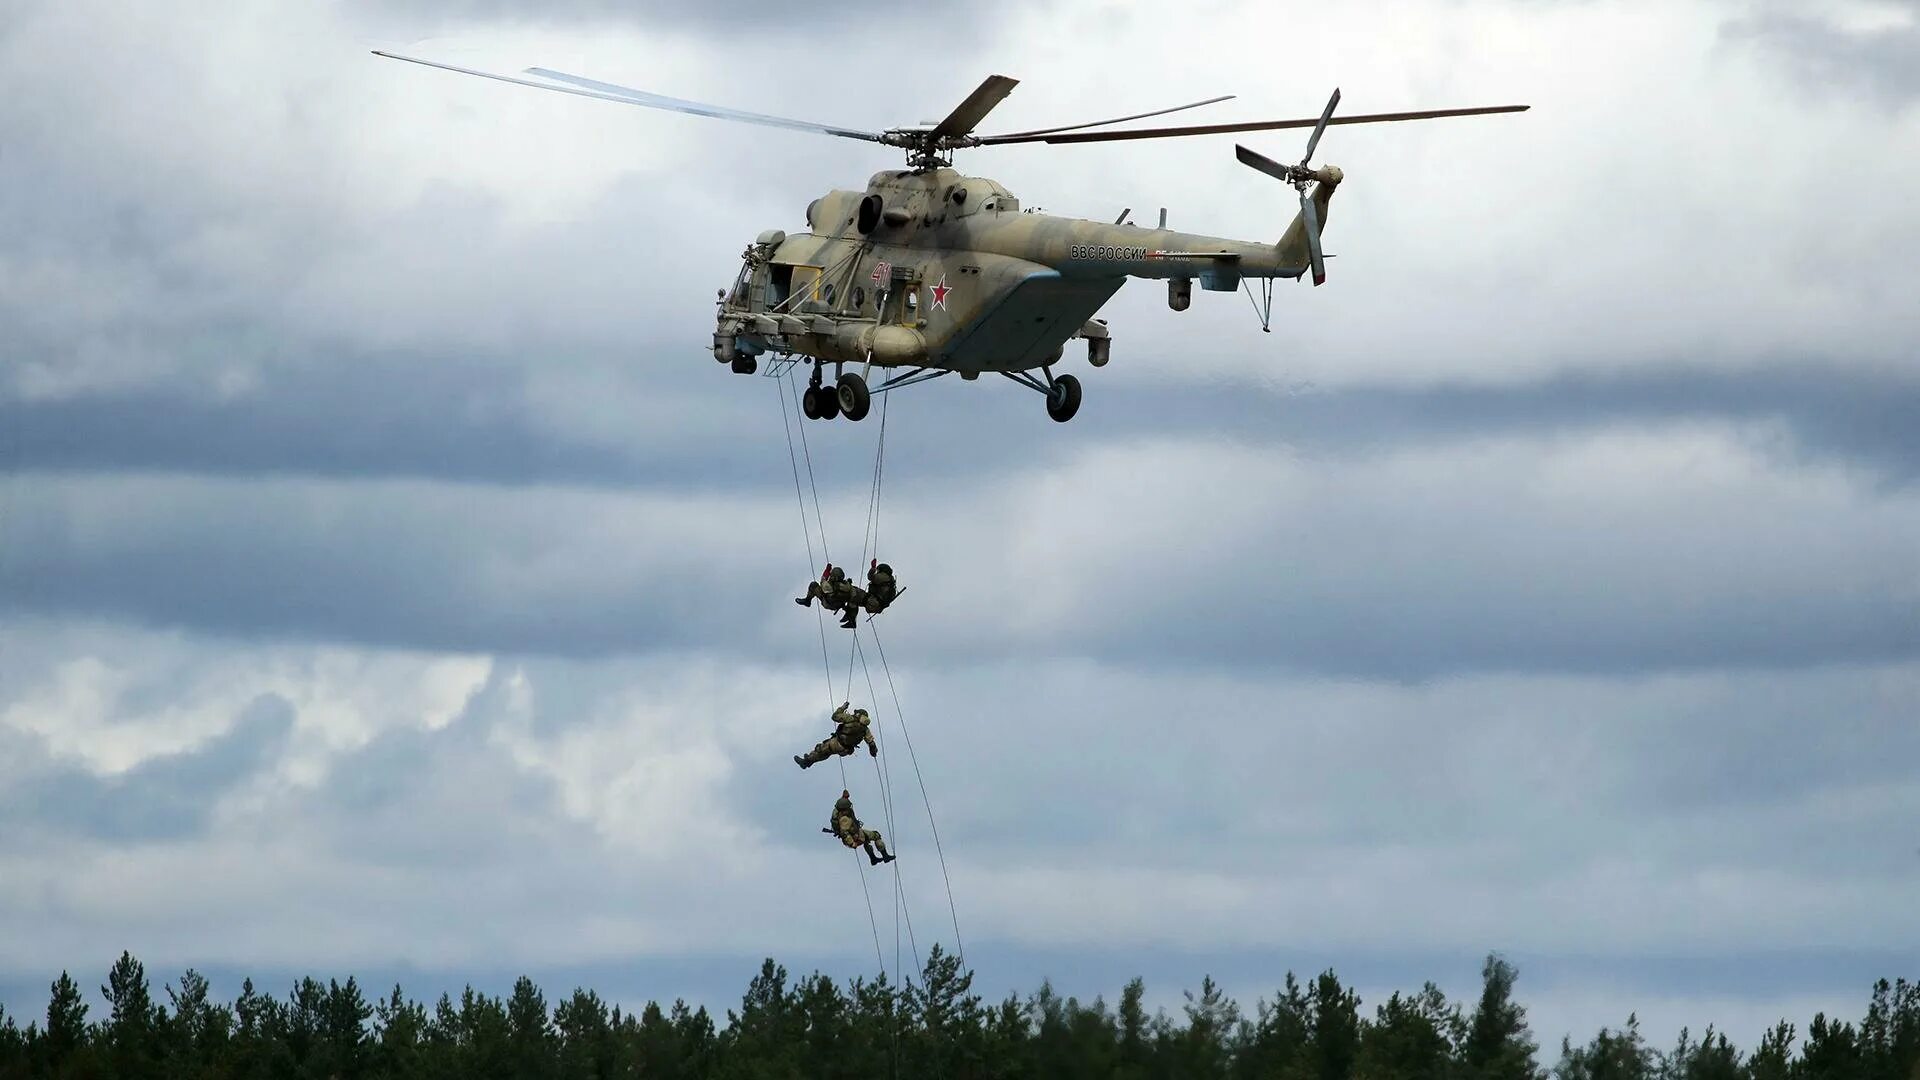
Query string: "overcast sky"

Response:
xmin=3 ymin=0 xmax=1917 ymax=1052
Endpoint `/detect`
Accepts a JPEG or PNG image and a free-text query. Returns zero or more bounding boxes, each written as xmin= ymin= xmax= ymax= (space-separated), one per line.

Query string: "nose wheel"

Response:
xmin=800 ymin=365 xmax=872 ymax=422
xmin=802 ymin=384 xmax=840 ymax=420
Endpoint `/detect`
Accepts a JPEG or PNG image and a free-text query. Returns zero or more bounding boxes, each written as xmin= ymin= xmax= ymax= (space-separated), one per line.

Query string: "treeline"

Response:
xmin=0 ymin=946 xmax=1914 ymax=1079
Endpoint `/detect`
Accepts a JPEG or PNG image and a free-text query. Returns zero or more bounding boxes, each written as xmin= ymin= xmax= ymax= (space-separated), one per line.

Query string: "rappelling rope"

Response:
xmin=778 ymin=373 xmax=839 ymax=714
xmin=857 ymin=632 xmax=922 ymax=979
xmin=867 ymin=621 xmax=964 ymax=966
xmin=847 ymin=395 xmax=919 ymax=985
xmin=777 ymin=373 xmax=886 ymax=976
xmin=776 ymin=371 xmax=959 ymax=1006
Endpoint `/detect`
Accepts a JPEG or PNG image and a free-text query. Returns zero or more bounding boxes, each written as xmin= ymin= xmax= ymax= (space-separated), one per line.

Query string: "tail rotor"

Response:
xmin=1235 ymin=87 xmax=1343 ymax=286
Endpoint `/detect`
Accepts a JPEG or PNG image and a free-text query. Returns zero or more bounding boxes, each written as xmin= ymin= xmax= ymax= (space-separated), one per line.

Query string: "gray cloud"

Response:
xmin=6 ymin=359 xmax=1919 ymax=491
xmin=1726 ymin=7 xmax=1920 ymax=106
xmin=4 ymin=0 xmax=1919 ymax=1057
xmin=0 ymin=695 xmax=293 ymax=841
xmin=2 ymin=625 xmax=1914 ymax=1050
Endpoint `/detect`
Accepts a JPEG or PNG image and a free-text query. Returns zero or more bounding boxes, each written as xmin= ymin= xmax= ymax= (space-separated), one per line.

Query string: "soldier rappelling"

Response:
xmin=824 ymin=790 xmax=895 ymax=865
xmin=796 ymin=702 xmax=878 ymax=769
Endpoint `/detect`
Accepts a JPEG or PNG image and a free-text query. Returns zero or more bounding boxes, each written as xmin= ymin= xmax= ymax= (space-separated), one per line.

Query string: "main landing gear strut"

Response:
xmin=800 ymin=363 xmax=872 ymax=422
xmin=1000 ymin=366 xmax=1082 ymax=423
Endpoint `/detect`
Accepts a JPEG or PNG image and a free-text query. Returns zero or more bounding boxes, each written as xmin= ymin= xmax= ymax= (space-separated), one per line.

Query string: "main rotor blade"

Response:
xmin=928 ymin=75 xmax=1020 ymax=142
xmin=371 ymin=51 xmax=884 ymax=143
xmin=978 ymin=103 xmax=1529 ymax=145
xmin=984 ymin=94 xmax=1236 ymax=140
xmin=1301 ymin=87 xmax=1341 ymax=165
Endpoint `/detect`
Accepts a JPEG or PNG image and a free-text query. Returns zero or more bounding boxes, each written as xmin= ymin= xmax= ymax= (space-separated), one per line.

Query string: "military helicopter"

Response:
xmin=374 ymin=52 xmax=1525 ymax=422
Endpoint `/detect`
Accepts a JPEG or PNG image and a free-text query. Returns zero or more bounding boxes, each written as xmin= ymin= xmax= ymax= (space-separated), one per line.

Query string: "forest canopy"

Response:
xmin=0 ymin=948 xmax=1914 ymax=1079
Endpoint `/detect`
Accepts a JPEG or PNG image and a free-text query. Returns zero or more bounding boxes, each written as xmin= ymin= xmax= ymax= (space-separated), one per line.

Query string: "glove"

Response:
xmin=868 ymin=744 xmax=878 ymax=757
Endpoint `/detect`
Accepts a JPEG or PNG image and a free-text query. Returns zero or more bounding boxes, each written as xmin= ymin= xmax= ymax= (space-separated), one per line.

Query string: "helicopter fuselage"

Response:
xmin=712 ymin=165 xmax=1338 ymax=378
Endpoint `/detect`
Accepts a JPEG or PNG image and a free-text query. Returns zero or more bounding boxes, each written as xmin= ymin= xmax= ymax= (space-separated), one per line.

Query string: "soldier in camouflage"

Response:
xmin=823 ymin=790 xmax=895 ymax=865
xmin=795 ymin=702 xmax=878 ymax=769
xmin=834 ymin=560 xmax=902 ymax=630
xmin=795 ymin=564 xmax=856 ymax=616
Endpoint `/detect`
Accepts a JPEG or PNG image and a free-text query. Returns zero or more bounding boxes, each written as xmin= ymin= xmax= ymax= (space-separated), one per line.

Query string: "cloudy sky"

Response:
xmin=3 ymin=0 xmax=1917 ymax=1052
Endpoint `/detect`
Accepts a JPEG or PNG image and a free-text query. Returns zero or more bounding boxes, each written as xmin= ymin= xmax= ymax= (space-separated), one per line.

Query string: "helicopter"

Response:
xmin=374 ymin=52 xmax=1526 ymax=422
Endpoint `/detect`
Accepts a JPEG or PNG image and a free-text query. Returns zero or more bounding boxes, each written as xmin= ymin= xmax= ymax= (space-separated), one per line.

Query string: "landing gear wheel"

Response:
xmin=730 ymin=356 xmax=757 ymax=375
xmin=817 ymin=388 xmax=841 ymax=420
xmin=1046 ymin=373 xmax=1082 ymax=422
xmin=837 ymin=373 xmax=872 ymax=421
xmin=801 ymin=386 xmax=824 ymax=419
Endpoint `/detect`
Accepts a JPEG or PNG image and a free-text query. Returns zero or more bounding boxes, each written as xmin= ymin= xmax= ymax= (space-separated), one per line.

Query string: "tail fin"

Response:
xmin=1236 ymin=141 xmax=1342 ymax=285
xmin=1275 ymin=167 xmax=1341 ymax=282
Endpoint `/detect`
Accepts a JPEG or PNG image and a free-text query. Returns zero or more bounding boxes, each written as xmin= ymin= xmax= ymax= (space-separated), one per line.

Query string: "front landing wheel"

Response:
xmin=1046 ymin=373 xmax=1082 ymax=422
xmin=837 ymin=373 xmax=872 ymax=421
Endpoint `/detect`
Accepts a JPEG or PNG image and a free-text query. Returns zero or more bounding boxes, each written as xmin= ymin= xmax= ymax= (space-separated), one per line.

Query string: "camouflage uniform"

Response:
xmin=861 ymin=562 xmax=899 ymax=615
xmin=824 ymin=791 xmax=894 ymax=865
xmin=795 ymin=565 xmax=856 ymax=613
xmin=795 ymin=703 xmax=878 ymax=769
xmin=836 ymin=560 xmax=902 ymax=629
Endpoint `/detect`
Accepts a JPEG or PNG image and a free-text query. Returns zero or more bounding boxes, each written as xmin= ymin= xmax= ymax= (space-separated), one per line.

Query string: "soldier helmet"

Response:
xmin=876 ymin=563 xmax=891 ymax=575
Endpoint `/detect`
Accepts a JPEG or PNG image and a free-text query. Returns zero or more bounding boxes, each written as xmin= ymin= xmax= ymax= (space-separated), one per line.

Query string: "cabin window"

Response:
xmin=768 ymin=264 xmax=793 ymax=307
xmin=853 ymin=285 xmax=866 ymax=309
xmin=823 ymin=282 xmax=836 ymax=305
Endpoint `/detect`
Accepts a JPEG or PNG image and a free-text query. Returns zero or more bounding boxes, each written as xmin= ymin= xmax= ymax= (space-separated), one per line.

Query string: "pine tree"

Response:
xmin=1175 ymin=975 xmax=1239 ymax=1079
xmin=907 ymin=945 xmax=985 ymax=1078
xmin=1117 ymin=977 xmax=1151 ymax=1079
xmin=1305 ymin=969 xmax=1361 ymax=1080
xmin=552 ymin=988 xmax=615 ymax=1080
xmin=1799 ymin=1012 xmax=1861 ymax=1080
xmin=504 ymin=976 xmax=554 ymax=1080
xmin=0 ymin=1003 xmax=26 ymax=1077
xmin=1553 ymin=1013 xmax=1655 ymax=1079
xmin=42 ymin=971 xmax=89 ymax=1076
xmin=163 ymin=968 xmax=231 ymax=1079
xmin=1462 ymin=954 xmax=1541 ymax=1080
xmin=101 ymin=950 xmax=164 ymax=1077
xmin=1356 ymin=983 xmax=1459 ymax=1080
xmin=1660 ymin=1024 xmax=1740 ymax=1080
xmin=1239 ymin=972 xmax=1309 ymax=1079
xmin=314 ymin=976 xmax=372 ymax=1079
xmin=1745 ymin=1021 xmax=1794 ymax=1080
xmin=373 ymin=984 xmax=429 ymax=1080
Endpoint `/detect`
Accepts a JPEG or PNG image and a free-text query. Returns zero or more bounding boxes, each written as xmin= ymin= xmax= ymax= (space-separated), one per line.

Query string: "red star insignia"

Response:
xmin=930 ymin=275 xmax=951 ymax=310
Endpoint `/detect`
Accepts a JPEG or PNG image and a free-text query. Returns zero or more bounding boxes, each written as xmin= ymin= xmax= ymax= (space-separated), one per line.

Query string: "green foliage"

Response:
xmin=1464 ymin=954 xmax=1542 ymax=1080
xmin=1 ymin=951 xmax=1913 ymax=1078
xmin=1554 ymin=1013 xmax=1656 ymax=1080
xmin=1356 ymin=983 xmax=1461 ymax=1080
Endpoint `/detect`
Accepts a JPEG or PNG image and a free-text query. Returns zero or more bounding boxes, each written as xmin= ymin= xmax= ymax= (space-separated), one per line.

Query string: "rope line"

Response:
xmin=779 ymin=374 xmax=839 ymax=714
xmin=868 ymin=622 xmax=964 ymax=966
xmin=858 ymin=633 xmax=922 ymax=979
xmin=776 ymin=371 xmax=961 ymax=1012
xmin=777 ymin=373 xmax=884 ymax=976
